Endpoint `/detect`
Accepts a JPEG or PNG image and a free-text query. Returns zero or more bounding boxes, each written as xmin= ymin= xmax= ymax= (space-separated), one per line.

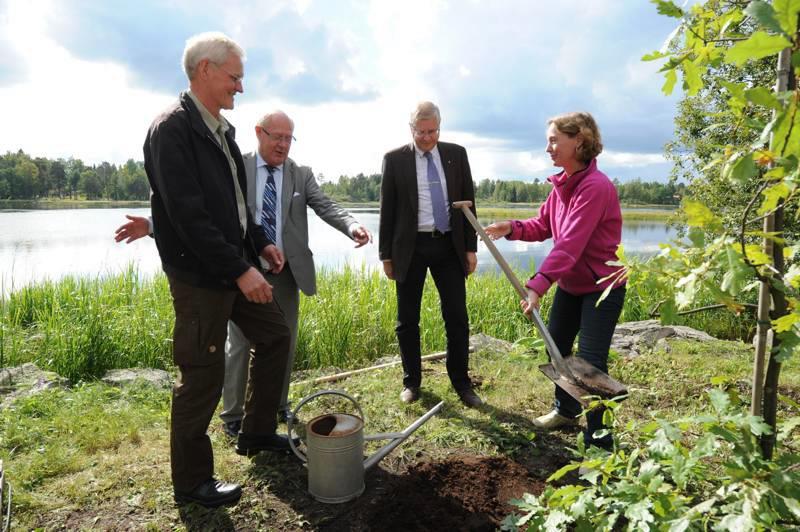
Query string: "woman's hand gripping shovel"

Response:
xmin=453 ymin=201 xmax=628 ymax=407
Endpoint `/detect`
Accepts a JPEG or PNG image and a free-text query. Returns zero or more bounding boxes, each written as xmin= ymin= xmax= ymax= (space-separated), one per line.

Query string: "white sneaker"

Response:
xmin=532 ymin=409 xmax=579 ymax=430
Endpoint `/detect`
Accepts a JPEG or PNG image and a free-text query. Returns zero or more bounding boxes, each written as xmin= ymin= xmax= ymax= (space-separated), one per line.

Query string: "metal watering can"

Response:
xmin=288 ymin=390 xmax=443 ymax=503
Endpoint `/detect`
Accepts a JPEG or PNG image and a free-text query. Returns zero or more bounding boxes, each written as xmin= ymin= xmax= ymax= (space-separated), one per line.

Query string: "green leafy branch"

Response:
xmin=503 ymin=388 xmax=800 ymax=532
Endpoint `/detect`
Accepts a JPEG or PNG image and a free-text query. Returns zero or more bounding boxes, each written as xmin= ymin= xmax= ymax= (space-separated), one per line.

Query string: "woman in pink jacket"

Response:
xmin=486 ymin=112 xmax=625 ymax=450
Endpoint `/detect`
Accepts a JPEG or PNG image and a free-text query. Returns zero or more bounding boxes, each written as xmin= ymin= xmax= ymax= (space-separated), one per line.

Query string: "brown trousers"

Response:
xmin=167 ymin=273 xmax=290 ymax=492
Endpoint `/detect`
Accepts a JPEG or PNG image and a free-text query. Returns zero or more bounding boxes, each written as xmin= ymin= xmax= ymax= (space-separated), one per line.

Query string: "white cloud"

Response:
xmin=601 ymin=151 xmax=667 ymax=168
xmin=0 ymin=0 xmax=171 ymax=164
xmin=0 ymin=0 xmax=679 ymax=182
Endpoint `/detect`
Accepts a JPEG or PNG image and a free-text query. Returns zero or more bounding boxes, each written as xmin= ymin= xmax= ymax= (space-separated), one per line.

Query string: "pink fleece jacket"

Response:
xmin=507 ymin=158 xmax=625 ymax=296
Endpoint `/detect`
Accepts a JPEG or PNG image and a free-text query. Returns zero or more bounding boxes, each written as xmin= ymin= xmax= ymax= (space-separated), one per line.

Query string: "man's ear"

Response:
xmin=197 ymin=58 xmax=211 ymax=80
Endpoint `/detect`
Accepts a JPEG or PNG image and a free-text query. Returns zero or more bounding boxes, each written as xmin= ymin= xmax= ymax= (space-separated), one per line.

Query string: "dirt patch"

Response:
xmin=321 ymin=455 xmax=544 ymax=531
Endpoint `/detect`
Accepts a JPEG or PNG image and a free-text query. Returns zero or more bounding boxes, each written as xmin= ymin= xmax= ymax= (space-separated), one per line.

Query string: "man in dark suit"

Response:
xmin=142 ymin=32 xmax=294 ymax=508
xmin=221 ymin=110 xmax=371 ymax=433
xmin=378 ymin=101 xmax=481 ymax=407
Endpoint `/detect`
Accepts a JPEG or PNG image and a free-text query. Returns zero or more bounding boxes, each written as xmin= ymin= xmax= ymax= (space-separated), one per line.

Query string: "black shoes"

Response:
xmin=235 ymin=432 xmax=300 ymax=456
xmin=400 ymin=386 xmax=483 ymax=407
xmin=174 ymin=478 xmax=242 ymax=508
xmin=400 ymin=387 xmax=420 ymax=403
xmin=278 ymin=409 xmax=293 ymax=424
xmin=222 ymin=420 xmax=242 ymax=438
xmin=456 ymin=387 xmax=484 ymax=408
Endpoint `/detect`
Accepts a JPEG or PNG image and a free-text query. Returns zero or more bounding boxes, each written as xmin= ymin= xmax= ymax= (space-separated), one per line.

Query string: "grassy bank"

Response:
xmin=0 ymin=199 xmax=149 ymax=209
xmin=2 ymin=334 xmax=798 ymax=529
xmin=1 ymin=266 xmax=751 ymax=382
xmin=477 ymin=205 xmax=676 ymax=223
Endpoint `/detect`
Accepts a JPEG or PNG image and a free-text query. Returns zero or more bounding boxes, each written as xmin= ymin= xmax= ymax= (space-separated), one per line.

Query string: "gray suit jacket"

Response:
xmin=244 ymin=152 xmax=357 ymax=296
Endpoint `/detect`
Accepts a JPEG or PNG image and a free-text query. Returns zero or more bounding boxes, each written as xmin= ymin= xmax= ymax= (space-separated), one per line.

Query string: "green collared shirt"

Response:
xmin=187 ymin=90 xmax=248 ymax=236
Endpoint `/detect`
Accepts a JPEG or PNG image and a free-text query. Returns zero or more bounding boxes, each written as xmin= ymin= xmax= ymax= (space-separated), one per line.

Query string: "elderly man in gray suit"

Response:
xmin=221 ymin=110 xmax=371 ymax=434
xmin=115 ymin=110 xmax=371 ymax=436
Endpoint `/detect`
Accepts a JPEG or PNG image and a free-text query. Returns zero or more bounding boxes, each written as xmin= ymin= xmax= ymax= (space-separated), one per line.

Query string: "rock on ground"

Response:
xmin=469 ymin=333 xmax=515 ymax=356
xmin=101 ymin=368 xmax=172 ymax=389
xmin=0 ymin=363 xmax=68 ymax=409
xmin=611 ymin=320 xmax=716 ymax=358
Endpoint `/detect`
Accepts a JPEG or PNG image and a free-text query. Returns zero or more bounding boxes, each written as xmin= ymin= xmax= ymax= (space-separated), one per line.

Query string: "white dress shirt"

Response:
xmin=414 ymin=143 xmax=451 ymax=231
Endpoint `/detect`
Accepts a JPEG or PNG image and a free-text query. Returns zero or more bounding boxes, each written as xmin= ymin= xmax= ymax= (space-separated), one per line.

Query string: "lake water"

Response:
xmin=0 ymin=207 xmax=676 ymax=295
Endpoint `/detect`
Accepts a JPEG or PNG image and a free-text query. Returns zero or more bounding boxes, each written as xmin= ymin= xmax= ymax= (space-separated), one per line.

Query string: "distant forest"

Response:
xmin=1 ymin=150 xmax=685 ymax=205
xmin=320 ymin=173 xmax=686 ymax=205
xmin=0 ymin=150 xmax=149 ymax=200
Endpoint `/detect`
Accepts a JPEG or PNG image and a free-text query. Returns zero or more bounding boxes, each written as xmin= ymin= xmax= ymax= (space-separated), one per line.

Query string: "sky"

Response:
xmin=0 ymin=0 xmax=683 ymax=183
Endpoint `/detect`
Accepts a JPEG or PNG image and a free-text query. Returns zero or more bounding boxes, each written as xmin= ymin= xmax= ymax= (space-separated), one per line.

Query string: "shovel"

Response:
xmin=453 ymin=200 xmax=627 ymax=406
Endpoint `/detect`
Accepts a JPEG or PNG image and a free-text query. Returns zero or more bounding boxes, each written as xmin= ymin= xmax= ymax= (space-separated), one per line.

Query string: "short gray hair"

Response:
xmin=182 ymin=32 xmax=245 ymax=81
xmin=257 ymin=110 xmax=295 ymax=131
xmin=409 ymin=101 xmax=441 ymax=127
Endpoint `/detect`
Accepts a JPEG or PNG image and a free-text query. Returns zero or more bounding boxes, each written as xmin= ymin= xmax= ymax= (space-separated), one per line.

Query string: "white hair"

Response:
xmin=182 ymin=32 xmax=245 ymax=80
xmin=257 ymin=110 xmax=295 ymax=131
xmin=409 ymin=101 xmax=441 ymax=126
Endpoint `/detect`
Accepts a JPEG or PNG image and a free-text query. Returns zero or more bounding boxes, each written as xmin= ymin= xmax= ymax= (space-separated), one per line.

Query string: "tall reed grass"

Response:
xmin=0 ymin=264 xmax=752 ymax=381
xmin=1 ymin=266 xmax=173 ymax=381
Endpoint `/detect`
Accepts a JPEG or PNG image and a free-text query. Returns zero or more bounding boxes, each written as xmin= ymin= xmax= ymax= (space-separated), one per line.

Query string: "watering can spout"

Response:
xmin=363 ymin=401 xmax=444 ymax=471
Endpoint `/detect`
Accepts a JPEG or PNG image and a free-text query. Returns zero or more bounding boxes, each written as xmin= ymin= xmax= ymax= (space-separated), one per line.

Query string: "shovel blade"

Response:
xmin=539 ymin=358 xmax=628 ymax=407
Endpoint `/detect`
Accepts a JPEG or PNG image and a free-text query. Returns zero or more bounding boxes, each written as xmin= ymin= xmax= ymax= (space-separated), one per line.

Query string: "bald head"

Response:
xmin=255 ymin=110 xmax=295 ymax=166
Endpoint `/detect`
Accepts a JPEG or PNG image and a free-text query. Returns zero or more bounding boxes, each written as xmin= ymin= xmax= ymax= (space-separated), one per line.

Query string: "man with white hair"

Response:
xmin=143 ymin=31 xmax=292 ymax=508
xmin=220 ymin=110 xmax=371 ymax=436
xmin=379 ymin=101 xmax=481 ymax=407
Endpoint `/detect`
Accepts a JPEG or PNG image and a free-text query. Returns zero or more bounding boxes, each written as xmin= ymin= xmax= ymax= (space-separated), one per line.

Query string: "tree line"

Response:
xmin=0 ymin=150 xmax=149 ymax=200
xmin=1 ymin=149 xmax=685 ymax=205
xmin=320 ymin=173 xmax=686 ymax=205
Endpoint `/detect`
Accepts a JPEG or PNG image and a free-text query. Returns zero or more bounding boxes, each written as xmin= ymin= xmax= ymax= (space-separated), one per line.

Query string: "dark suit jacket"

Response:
xmin=379 ymin=141 xmax=477 ymax=283
xmin=242 ymin=153 xmax=356 ymax=296
xmin=143 ymin=92 xmax=270 ymax=289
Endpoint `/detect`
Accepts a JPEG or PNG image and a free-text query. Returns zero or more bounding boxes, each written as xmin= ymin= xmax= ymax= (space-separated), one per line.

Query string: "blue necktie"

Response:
xmin=424 ymin=151 xmax=449 ymax=233
xmin=260 ymin=165 xmax=277 ymax=243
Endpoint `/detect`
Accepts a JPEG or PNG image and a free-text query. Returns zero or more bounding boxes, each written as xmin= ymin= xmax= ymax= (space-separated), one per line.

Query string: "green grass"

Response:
xmin=2 ymin=335 xmax=798 ymax=530
xmin=1 ymin=266 xmax=174 ymax=381
xmin=2 ymin=382 xmax=170 ymax=514
xmin=0 ymin=266 xmax=753 ymax=382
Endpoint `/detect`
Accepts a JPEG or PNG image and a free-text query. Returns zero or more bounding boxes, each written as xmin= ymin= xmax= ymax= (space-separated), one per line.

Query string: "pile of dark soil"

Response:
xmin=322 ymin=455 xmax=545 ymax=531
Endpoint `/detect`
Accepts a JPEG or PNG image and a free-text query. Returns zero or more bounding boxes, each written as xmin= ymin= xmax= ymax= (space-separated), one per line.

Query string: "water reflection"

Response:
xmin=0 ymin=207 xmax=677 ymax=295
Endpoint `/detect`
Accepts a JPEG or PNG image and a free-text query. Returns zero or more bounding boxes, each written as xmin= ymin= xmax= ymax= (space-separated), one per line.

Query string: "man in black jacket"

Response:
xmin=378 ymin=101 xmax=482 ymax=408
xmin=144 ymin=31 xmax=292 ymax=508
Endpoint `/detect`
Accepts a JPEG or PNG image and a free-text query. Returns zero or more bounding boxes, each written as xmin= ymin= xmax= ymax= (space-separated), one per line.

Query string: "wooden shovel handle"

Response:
xmin=452 ymin=201 xmax=527 ymax=298
xmin=452 ymin=200 xmax=573 ymax=377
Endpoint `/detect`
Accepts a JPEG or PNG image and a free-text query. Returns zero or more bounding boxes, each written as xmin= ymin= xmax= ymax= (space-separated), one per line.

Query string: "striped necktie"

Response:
xmin=424 ymin=151 xmax=449 ymax=233
xmin=260 ymin=165 xmax=277 ymax=242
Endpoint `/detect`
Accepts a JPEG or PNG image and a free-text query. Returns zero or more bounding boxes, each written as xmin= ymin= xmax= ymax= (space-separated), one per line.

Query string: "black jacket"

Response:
xmin=378 ymin=141 xmax=477 ymax=283
xmin=143 ymin=92 xmax=271 ymax=289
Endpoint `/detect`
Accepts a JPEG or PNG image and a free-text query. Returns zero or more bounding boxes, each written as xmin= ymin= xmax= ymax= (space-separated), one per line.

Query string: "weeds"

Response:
xmin=503 ymin=386 xmax=800 ymax=531
xmin=0 ymin=264 xmax=753 ymax=381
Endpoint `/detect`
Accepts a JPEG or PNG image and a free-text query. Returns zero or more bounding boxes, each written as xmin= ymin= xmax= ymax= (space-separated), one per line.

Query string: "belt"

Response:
xmin=418 ymin=229 xmax=450 ymax=238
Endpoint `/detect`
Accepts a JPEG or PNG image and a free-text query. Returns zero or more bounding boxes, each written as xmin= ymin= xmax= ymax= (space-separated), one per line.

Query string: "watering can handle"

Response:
xmin=287 ymin=389 xmax=365 ymax=463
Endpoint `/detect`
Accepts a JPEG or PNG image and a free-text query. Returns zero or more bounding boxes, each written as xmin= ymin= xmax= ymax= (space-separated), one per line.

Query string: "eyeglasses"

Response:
xmin=412 ymin=127 xmax=440 ymax=138
xmin=212 ymin=63 xmax=244 ymax=84
xmin=259 ymin=127 xmax=296 ymax=144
